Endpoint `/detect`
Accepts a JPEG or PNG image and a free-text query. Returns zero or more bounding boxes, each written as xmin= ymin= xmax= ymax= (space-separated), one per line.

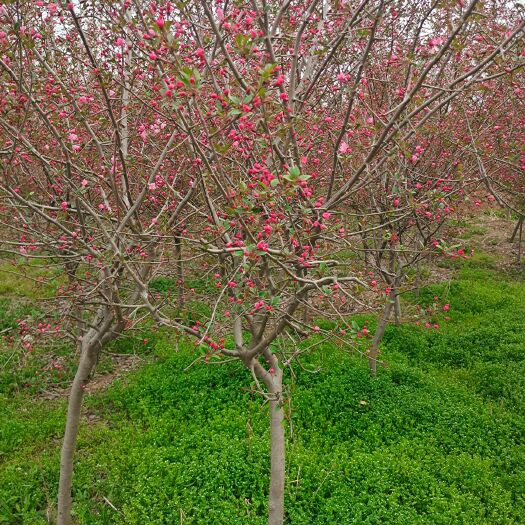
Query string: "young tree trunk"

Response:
xmin=415 ymin=259 xmax=421 ymax=299
xmin=368 ymin=289 xmax=396 ymax=376
xmin=57 ymin=340 xmax=97 ymax=525
xmin=268 ymin=373 xmax=285 ymax=525
xmin=253 ymin=355 xmax=285 ymax=525
xmin=174 ymin=235 xmax=184 ymax=312
xmin=509 ymin=216 xmax=521 ymax=242
xmin=518 ymin=218 xmax=523 ymax=264
xmin=394 ymin=293 xmax=401 ymax=325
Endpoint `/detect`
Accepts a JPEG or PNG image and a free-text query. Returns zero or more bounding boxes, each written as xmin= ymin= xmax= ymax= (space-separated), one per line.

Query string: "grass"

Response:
xmin=0 ymin=255 xmax=524 ymax=524
xmin=0 ymin=261 xmax=64 ymax=299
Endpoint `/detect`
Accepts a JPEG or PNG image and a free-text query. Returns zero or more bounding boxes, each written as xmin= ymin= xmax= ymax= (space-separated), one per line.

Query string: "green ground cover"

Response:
xmin=0 ymin=254 xmax=524 ymax=524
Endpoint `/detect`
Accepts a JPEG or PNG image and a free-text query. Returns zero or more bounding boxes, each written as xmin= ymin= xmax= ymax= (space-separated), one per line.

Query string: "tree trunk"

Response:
xmin=268 ymin=373 xmax=285 ymax=525
xmin=415 ymin=259 xmax=421 ymax=299
xmin=394 ymin=293 xmax=401 ymax=325
xmin=253 ymin=356 xmax=286 ymax=525
xmin=509 ymin=216 xmax=522 ymax=242
xmin=174 ymin=235 xmax=184 ymax=312
xmin=368 ymin=290 xmax=395 ymax=376
xmin=57 ymin=342 xmax=97 ymax=525
xmin=518 ymin=218 xmax=523 ymax=264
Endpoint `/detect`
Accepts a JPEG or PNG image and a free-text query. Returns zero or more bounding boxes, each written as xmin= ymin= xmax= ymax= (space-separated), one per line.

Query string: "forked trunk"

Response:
xmin=57 ymin=342 xmax=97 ymax=525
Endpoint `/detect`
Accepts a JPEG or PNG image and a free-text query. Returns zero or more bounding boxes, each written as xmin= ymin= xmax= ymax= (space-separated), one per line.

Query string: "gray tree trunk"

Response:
xmin=509 ymin=216 xmax=522 ymax=242
xmin=518 ymin=219 xmax=523 ymax=264
xmin=268 ymin=373 xmax=285 ymax=525
xmin=57 ymin=341 xmax=97 ymax=525
xmin=394 ymin=293 xmax=401 ymax=325
xmin=253 ymin=355 xmax=285 ymax=525
xmin=368 ymin=289 xmax=396 ymax=376
xmin=174 ymin=235 xmax=184 ymax=312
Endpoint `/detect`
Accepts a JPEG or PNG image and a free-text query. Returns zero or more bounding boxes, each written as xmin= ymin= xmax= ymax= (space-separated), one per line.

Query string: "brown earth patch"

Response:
xmin=39 ymin=353 xmax=146 ymax=401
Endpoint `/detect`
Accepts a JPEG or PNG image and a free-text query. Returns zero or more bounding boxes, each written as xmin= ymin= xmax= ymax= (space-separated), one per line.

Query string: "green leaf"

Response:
xmin=228 ymin=95 xmax=240 ymax=106
xmin=289 ymin=166 xmax=300 ymax=178
xmin=193 ymin=68 xmax=201 ymax=88
xmin=260 ymin=63 xmax=277 ymax=79
xmin=284 ymin=166 xmax=301 ymax=183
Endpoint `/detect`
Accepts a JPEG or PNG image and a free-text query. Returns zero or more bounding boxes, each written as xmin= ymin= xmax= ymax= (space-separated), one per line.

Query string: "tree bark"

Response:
xmin=509 ymin=216 xmax=522 ymax=242
xmin=57 ymin=341 xmax=97 ymax=525
xmin=368 ymin=289 xmax=396 ymax=376
xmin=253 ymin=355 xmax=285 ymax=525
xmin=268 ymin=373 xmax=285 ymax=525
xmin=415 ymin=259 xmax=421 ymax=298
xmin=518 ymin=218 xmax=523 ymax=264
xmin=174 ymin=235 xmax=184 ymax=312
xmin=393 ymin=293 xmax=401 ymax=325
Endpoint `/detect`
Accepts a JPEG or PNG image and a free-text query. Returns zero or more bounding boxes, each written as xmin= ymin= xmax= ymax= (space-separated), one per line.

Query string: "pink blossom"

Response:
xmin=274 ymin=74 xmax=285 ymax=87
xmin=339 ymin=141 xmax=350 ymax=154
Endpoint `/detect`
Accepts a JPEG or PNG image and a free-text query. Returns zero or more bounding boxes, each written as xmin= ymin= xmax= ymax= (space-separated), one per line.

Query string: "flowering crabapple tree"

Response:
xmin=460 ymin=63 xmax=525 ymax=261
xmin=350 ymin=114 xmax=494 ymax=374
xmin=0 ymin=2 xmax=199 ymax=524
xmin=326 ymin=1 xmax=525 ymax=373
xmin=1 ymin=1 xmax=524 ymax=525
xmin=135 ymin=0 xmax=523 ymax=523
